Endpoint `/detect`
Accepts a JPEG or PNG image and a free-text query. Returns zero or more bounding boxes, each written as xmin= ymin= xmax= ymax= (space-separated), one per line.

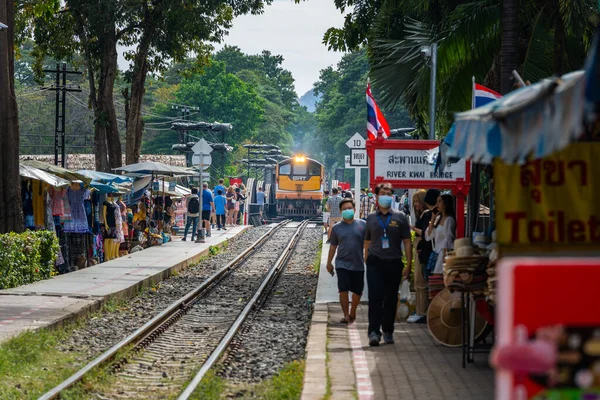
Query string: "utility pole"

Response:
xmin=43 ymin=63 xmax=82 ymax=167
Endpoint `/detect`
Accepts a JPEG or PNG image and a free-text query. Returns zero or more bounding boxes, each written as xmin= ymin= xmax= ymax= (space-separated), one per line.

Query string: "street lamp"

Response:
xmin=420 ymin=43 xmax=438 ymax=140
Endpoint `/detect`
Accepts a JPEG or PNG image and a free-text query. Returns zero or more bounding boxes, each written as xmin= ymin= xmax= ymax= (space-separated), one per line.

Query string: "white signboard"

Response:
xmin=191 ymin=153 xmax=212 ymax=170
xmin=192 ymin=138 xmax=213 ymax=155
xmin=373 ymin=148 xmax=467 ymax=181
xmin=344 ymin=155 xmax=351 ymax=169
xmin=350 ymin=149 xmax=368 ymax=167
xmin=346 ymin=133 xmax=366 ymax=149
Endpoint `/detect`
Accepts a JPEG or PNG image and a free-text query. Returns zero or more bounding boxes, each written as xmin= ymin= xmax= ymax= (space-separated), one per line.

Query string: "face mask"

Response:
xmin=368 ymin=193 xmax=373 ymax=198
xmin=378 ymin=195 xmax=393 ymax=208
xmin=341 ymin=209 xmax=354 ymax=220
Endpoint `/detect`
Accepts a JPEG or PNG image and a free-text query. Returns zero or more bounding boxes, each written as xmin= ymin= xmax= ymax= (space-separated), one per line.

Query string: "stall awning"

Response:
xmin=21 ymin=159 xmax=92 ymax=184
xmin=77 ymin=170 xmax=133 ymax=184
xmin=442 ymin=70 xmax=585 ymax=166
xmin=19 ymin=165 xmax=70 ymax=188
xmin=114 ymin=162 xmax=195 ymax=177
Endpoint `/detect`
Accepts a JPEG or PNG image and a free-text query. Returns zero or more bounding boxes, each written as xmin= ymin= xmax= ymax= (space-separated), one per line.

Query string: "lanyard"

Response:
xmin=377 ymin=214 xmax=392 ymax=237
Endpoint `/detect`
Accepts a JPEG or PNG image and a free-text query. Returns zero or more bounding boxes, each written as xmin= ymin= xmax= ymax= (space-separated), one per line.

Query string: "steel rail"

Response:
xmin=178 ymin=219 xmax=309 ymax=399
xmin=38 ymin=220 xmax=290 ymax=400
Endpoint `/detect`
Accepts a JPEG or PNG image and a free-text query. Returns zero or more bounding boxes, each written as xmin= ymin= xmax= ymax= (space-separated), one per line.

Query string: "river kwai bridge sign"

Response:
xmin=366 ymin=138 xmax=471 ymax=238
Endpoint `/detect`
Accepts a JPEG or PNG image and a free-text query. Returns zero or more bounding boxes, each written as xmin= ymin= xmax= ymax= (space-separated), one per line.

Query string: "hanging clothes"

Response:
xmin=118 ymin=199 xmax=128 ymax=239
xmin=32 ymin=180 xmax=45 ymax=226
xmin=91 ymin=190 xmax=100 ymax=234
xmin=114 ymin=204 xmax=125 ymax=243
xmin=50 ymin=187 xmax=66 ymax=216
xmin=22 ymin=180 xmax=34 ymax=229
xmin=83 ymin=189 xmax=93 ymax=233
xmin=63 ymin=186 xmax=89 ymax=233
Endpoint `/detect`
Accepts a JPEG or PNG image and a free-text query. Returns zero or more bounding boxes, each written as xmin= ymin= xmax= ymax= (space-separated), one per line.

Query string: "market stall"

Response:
xmin=114 ymin=162 xmax=195 ymax=247
xmin=437 ymin=29 xmax=600 ymax=396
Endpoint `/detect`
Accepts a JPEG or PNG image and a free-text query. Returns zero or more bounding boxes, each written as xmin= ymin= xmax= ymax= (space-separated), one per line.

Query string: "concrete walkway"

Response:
xmin=303 ymin=240 xmax=494 ymax=400
xmin=316 ymin=238 xmax=369 ymax=303
xmin=0 ymin=225 xmax=248 ymax=343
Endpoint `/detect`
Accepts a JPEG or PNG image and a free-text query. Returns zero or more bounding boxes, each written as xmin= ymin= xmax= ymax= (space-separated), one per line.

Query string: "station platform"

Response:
xmin=0 ymin=225 xmax=249 ymax=343
xmin=303 ymin=240 xmax=494 ymax=400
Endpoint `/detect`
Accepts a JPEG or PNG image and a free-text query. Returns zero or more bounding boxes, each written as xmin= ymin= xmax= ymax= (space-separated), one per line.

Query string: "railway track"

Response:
xmin=39 ymin=220 xmax=310 ymax=400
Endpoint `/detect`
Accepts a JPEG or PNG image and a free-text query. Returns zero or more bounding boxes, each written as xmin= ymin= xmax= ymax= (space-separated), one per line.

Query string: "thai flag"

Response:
xmin=366 ymin=81 xmax=390 ymax=140
xmin=473 ymin=83 xmax=502 ymax=108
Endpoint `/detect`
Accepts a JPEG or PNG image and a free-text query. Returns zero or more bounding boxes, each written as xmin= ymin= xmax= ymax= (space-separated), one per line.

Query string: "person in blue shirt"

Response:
xmin=213 ymin=189 xmax=227 ymax=230
xmin=213 ymin=179 xmax=226 ymax=197
xmin=201 ymin=183 xmax=214 ymax=237
xmin=256 ymin=187 xmax=266 ymax=218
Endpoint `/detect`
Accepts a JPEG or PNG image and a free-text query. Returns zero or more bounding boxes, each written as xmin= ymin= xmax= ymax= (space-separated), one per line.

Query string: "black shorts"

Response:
xmin=336 ymin=268 xmax=364 ymax=295
xmin=201 ymin=210 xmax=211 ymax=221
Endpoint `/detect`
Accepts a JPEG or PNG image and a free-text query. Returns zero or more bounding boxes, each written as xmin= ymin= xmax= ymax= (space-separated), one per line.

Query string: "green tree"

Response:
xmin=313 ymin=49 xmax=411 ymax=169
xmin=143 ymin=60 xmax=264 ymax=154
xmin=1 ymin=0 xmax=60 ymax=233
xmin=324 ymin=0 xmax=598 ymax=136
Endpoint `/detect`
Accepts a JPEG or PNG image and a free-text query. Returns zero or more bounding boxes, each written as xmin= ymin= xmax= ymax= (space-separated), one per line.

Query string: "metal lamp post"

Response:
xmin=420 ymin=43 xmax=438 ymax=140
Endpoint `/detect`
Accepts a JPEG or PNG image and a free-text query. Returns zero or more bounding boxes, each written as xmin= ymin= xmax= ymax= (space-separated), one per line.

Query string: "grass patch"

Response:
xmin=324 ymin=333 xmax=332 ymax=400
xmin=188 ymin=370 xmax=226 ymax=400
xmin=0 ymin=228 xmax=234 ymax=399
xmin=252 ymin=360 xmax=305 ymax=400
xmin=0 ymin=326 xmax=85 ymax=399
xmin=313 ymin=240 xmax=323 ymax=273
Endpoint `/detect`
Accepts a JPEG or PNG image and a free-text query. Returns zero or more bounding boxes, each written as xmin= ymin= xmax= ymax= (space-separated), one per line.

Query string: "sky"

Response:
xmin=117 ymin=1 xmax=346 ymax=97
xmin=217 ymin=0 xmax=346 ymax=96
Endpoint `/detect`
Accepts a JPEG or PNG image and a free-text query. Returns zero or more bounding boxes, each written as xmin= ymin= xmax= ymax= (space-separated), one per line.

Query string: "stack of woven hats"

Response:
xmin=443 ymin=238 xmax=488 ymax=293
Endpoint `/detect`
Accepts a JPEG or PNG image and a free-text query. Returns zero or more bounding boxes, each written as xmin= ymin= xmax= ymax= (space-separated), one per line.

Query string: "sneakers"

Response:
xmin=223 ymin=227 xmax=227 ymax=230
xmin=407 ymin=314 xmax=420 ymax=323
xmin=181 ymin=238 xmax=187 ymax=242
xmin=415 ymin=315 xmax=427 ymax=324
xmin=383 ymin=332 xmax=394 ymax=344
xmin=217 ymin=228 xmax=221 ymax=230
xmin=368 ymin=332 xmax=381 ymax=347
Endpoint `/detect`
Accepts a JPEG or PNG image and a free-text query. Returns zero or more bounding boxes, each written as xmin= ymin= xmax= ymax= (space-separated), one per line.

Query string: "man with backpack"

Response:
xmin=182 ymin=188 xmax=200 ymax=241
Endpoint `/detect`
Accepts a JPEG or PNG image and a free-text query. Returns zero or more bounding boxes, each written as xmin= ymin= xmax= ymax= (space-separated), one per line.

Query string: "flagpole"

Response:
xmin=472 ymin=76 xmax=476 ymax=110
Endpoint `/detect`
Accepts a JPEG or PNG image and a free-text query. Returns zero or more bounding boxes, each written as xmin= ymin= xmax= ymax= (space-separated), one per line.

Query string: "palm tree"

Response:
xmin=368 ymin=0 xmax=598 ymax=136
xmin=501 ymin=0 xmax=519 ymax=94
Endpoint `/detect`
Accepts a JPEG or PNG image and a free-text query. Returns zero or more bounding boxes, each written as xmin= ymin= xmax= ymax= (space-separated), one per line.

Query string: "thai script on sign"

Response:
xmin=520 ymin=159 xmax=589 ymax=203
xmin=495 ymin=143 xmax=600 ymax=248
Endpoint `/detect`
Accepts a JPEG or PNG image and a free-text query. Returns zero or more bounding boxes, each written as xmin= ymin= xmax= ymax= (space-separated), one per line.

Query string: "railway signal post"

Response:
xmin=192 ymin=139 xmax=213 ymax=243
xmin=346 ymin=133 xmax=368 ymax=192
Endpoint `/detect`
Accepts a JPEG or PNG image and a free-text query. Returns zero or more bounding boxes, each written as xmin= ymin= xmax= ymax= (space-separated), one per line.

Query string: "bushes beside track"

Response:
xmin=0 ymin=231 xmax=59 ymax=289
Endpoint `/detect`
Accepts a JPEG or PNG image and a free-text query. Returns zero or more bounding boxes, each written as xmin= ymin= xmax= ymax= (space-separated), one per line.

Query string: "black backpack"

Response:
xmin=188 ymin=197 xmax=200 ymax=213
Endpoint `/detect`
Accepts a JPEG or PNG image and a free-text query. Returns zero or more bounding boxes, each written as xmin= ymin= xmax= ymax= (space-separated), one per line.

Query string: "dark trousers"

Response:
xmin=366 ymin=255 xmax=403 ymax=335
xmin=217 ymin=214 xmax=225 ymax=228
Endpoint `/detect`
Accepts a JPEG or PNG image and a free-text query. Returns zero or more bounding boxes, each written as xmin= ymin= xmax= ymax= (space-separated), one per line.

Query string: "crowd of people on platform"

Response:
xmin=324 ymin=183 xmax=456 ymax=346
xmin=181 ymin=179 xmax=250 ymax=242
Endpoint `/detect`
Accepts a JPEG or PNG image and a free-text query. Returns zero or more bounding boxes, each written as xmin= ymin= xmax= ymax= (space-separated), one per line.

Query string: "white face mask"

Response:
xmin=378 ymin=195 xmax=393 ymax=208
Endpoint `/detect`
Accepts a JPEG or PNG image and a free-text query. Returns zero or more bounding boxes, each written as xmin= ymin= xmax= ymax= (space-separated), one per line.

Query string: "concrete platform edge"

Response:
xmin=301 ymin=303 xmax=329 ymax=400
xmin=0 ymin=227 xmax=249 ymax=343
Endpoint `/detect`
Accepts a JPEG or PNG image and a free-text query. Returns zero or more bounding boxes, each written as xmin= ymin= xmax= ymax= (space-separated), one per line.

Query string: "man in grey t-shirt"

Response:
xmin=326 ymin=198 xmax=366 ymax=324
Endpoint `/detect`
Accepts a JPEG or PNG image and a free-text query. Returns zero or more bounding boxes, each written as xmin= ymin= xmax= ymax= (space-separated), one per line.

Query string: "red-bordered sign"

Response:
xmin=366 ymin=137 xmax=471 ymax=237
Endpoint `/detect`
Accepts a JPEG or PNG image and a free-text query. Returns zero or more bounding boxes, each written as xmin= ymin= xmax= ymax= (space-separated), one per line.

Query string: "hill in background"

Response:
xmin=298 ymin=89 xmax=321 ymax=112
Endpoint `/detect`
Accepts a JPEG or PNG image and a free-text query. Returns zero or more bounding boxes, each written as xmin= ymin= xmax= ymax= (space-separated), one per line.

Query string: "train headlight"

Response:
xmin=294 ymin=155 xmax=306 ymax=163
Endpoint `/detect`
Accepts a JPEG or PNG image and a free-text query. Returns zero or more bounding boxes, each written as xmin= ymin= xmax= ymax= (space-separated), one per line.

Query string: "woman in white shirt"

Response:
xmin=425 ymin=194 xmax=456 ymax=274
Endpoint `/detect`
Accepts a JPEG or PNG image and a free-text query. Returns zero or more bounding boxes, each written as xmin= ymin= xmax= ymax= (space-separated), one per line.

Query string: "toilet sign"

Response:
xmin=350 ymin=149 xmax=368 ymax=167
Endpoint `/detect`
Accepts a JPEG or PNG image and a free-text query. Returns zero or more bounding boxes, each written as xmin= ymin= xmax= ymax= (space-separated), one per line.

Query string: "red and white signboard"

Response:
xmin=366 ymin=138 xmax=470 ymax=237
xmin=495 ymin=257 xmax=600 ymax=400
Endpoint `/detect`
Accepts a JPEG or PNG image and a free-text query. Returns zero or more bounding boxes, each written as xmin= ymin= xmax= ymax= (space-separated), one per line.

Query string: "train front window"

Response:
xmin=279 ymin=164 xmax=291 ymax=174
xmin=308 ymin=164 xmax=321 ymax=176
xmin=293 ymin=163 xmax=307 ymax=175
